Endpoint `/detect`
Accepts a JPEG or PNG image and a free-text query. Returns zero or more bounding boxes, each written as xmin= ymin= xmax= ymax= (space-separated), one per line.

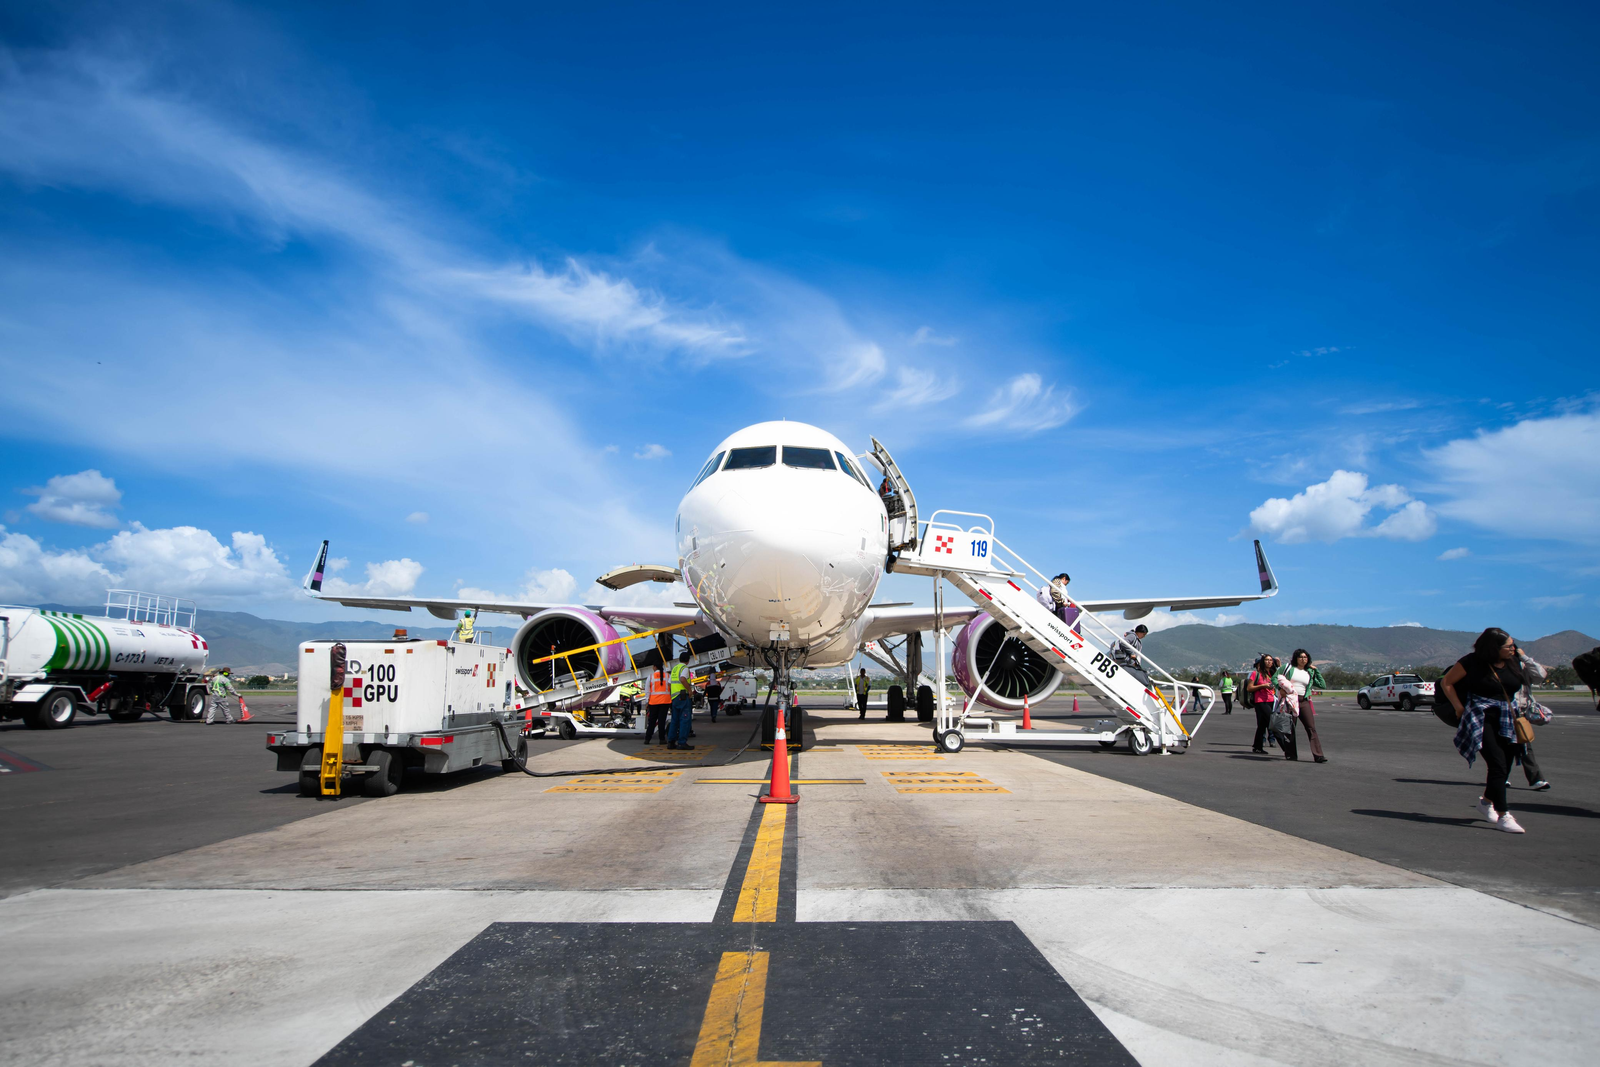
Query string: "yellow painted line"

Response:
xmin=696 ymin=779 xmax=864 ymax=785
xmin=543 ymin=785 xmax=666 ymax=793
xmin=895 ymin=786 xmax=1011 ymax=793
xmin=864 ymin=755 xmax=945 ymax=760
xmin=732 ymin=803 xmax=786 ymax=923
xmin=880 ymin=770 xmax=979 ymax=777
xmin=690 ymin=950 xmax=820 ymax=1067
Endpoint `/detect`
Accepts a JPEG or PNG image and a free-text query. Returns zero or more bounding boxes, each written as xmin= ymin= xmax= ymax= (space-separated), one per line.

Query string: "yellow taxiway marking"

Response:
xmin=544 ymin=770 xmax=684 ymax=793
xmin=628 ymin=745 xmax=716 ymax=762
xmin=696 ymin=779 xmax=864 ymax=785
xmin=732 ymin=803 xmax=787 ymax=923
xmin=854 ymin=744 xmax=944 ymax=761
xmin=881 ymin=769 xmax=1009 ymax=794
xmin=690 ymin=950 xmax=820 ymax=1067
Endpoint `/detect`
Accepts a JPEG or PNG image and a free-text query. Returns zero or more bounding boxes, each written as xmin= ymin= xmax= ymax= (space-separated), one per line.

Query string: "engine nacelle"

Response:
xmin=511 ymin=608 xmax=628 ymax=709
xmin=952 ymin=613 xmax=1063 ymax=712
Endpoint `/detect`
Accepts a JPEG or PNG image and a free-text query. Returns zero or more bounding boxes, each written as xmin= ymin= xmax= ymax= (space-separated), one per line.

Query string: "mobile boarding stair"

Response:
xmin=893 ymin=511 xmax=1212 ymax=755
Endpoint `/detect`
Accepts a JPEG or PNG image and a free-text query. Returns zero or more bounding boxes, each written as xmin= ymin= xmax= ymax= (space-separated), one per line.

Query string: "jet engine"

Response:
xmin=511 ymin=608 xmax=629 ymax=709
xmin=951 ymin=613 xmax=1063 ymax=712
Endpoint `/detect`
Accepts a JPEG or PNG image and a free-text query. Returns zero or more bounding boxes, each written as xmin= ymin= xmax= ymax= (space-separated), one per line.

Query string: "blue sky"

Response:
xmin=1 ymin=1 xmax=1596 ymax=641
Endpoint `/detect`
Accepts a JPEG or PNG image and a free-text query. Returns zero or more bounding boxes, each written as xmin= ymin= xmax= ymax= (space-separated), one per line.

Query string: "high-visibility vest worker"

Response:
xmin=455 ymin=610 xmax=475 ymax=644
xmin=646 ymin=669 xmax=671 ymax=704
xmin=670 ymin=661 xmax=691 ymax=696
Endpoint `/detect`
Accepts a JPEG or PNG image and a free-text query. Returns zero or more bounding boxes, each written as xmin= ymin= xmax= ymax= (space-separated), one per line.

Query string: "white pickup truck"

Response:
xmin=1357 ymin=673 xmax=1436 ymax=711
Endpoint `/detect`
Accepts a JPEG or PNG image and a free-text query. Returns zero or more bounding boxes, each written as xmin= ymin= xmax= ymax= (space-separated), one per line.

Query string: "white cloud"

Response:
xmin=965 ymin=373 xmax=1079 ymax=434
xmin=879 ymin=366 xmax=960 ymax=409
xmin=98 ymin=524 xmax=293 ymax=597
xmin=1140 ymin=611 xmax=1249 ymax=633
xmin=634 ymin=444 xmax=671 ymax=460
xmin=406 ymin=511 xmax=429 ymax=524
xmin=910 ymin=326 xmax=957 ymax=346
xmin=1529 ymin=593 xmax=1583 ymax=610
xmin=1249 ymin=470 xmax=1436 ymax=543
xmin=1388 ymin=621 xmax=1425 ymax=628
xmin=1437 ymin=547 xmax=1471 ymax=561
xmin=0 ymin=525 xmax=116 ymax=604
xmin=24 ymin=469 xmax=122 ymax=528
xmin=1370 ymin=500 xmax=1438 ymax=541
xmin=1426 ymin=409 xmax=1600 ymax=544
xmin=0 ymin=522 xmax=296 ymax=603
xmin=324 ymin=558 xmax=423 ymax=598
xmin=457 ymin=567 xmax=581 ymax=607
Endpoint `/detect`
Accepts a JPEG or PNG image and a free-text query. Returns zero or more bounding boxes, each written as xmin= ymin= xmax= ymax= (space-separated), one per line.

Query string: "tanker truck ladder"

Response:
xmin=894 ymin=511 xmax=1211 ymax=755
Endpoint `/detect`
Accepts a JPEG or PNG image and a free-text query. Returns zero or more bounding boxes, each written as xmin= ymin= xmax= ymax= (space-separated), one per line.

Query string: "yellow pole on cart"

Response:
xmin=320 ymin=642 xmax=348 ymax=797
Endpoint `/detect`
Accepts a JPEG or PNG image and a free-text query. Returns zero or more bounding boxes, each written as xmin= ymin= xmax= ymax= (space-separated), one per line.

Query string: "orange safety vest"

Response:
xmin=646 ymin=670 xmax=671 ymax=704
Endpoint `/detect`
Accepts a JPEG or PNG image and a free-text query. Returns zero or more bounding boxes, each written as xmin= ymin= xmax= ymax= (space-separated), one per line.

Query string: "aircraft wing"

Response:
xmin=301 ymin=541 xmax=706 ymax=632
xmin=860 ymin=604 xmax=984 ymax=643
xmin=1075 ymin=539 xmax=1280 ymax=620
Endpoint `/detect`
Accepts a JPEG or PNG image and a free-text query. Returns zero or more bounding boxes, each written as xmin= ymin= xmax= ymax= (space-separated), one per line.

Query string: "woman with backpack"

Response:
xmin=1439 ymin=627 xmax=1529 ymax=834
xmin=1247 ymin=655 xmax=1278 ymax=754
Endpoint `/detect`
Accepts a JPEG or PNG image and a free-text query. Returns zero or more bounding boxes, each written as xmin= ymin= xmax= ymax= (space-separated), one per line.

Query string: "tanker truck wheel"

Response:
xmin=182 ymin=687 xmax=207 ymax=721
xmin=32 ymin=690 xmax=78 ymax=730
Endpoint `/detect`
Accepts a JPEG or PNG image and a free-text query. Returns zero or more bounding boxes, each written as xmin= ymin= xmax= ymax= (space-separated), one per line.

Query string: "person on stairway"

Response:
xmin=1111 ymin=624 xmax=1151 ymax=684
xmin=1036 ymin=573 xmax=1083 ymax=632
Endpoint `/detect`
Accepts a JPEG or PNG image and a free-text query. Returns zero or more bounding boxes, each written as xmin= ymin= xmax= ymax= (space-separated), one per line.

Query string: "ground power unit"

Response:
xmin=266 ymin=637 xmax=523 ymax=796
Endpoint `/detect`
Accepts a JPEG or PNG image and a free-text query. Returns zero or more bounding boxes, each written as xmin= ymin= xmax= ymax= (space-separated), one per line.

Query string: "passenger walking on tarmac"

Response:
xmin=855 ymin=668 xmax=871 ymax=719
xmin=1275 ymin=650 xmax=1328 ymax=763
xmin=643 ymin=665 xmax=671 ymax=745
xmin=1036 ymin=573 xmax=1083 ymax=631
xmin=1111 ymin=624 xmax=1150 ymax=683
xmin=1439 ymin=628 xmax=1529 ymax=834
xmin=1218 ymin=669 xmax=1235 ymax=714
xmin=1248 ymin=655 xmax=1278 ymax=753
xmin=1515 ymin=649 xmax=1552 ymax=791
xmin=454 ymin=609 xmax=475 ymax=644
xmin=667 ymin=650 xmax=695 ymax=750
xmin=205 ymin=667 xmax=241 ymax=724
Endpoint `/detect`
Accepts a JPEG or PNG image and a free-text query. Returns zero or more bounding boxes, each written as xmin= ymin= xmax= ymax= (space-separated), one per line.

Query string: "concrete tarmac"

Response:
xmin=2 ymin=697 xmax=1597 ymax=1065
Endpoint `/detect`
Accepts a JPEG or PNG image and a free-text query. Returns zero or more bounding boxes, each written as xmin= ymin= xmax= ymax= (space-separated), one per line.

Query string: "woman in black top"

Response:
xmin=1439 ymin=627 xmax=1527 ymax=834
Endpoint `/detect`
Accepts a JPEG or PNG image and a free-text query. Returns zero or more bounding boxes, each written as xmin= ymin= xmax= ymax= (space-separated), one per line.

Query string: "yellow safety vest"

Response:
xmin=670 ymin=662 xmax=690 ymax=695
xmin=456 ymin=616 xmax=474 ymax=641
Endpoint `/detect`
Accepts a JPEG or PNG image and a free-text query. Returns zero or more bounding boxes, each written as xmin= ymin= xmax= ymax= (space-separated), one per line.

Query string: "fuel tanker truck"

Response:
xmin=0 ymin=590 xmax=211 ymax=729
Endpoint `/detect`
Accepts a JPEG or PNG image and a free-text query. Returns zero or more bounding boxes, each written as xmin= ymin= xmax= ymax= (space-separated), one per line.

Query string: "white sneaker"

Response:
xmin=1496 ymin=813 xmax=1526 ymax=834
xmin=1474 ymin=798 xmax=1499 ymax=822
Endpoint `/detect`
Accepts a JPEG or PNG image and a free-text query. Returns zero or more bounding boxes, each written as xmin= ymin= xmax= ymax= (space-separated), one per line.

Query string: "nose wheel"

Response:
xmin=933 ymin=729 xmax=965 ymax=754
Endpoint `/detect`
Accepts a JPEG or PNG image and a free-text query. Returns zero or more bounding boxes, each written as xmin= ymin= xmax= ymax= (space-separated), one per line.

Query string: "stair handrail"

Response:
xmin=978 ymin=532 xmax=1199 ymax=716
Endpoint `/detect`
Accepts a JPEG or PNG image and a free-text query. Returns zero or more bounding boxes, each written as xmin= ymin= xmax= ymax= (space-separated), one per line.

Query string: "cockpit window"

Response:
xmin=781 ymin=446 xmax=836 ymax=470
xmin=835 ymin=452 xmax=867 ymax=485
xmin=724 ymin=446 xmax=777 ymax=470
xmin=691 ymin=451 xmax=725 ymax=488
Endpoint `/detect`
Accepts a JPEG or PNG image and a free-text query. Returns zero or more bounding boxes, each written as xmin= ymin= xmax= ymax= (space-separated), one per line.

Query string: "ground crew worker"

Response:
xmin=205 ymin=667 xmax=241 ymax=724
xmin=704 ymin=675 xmax=724 ymax=723
xmin=1218 ymin=670 xmax=1235 ymax=714
xmin=668 ymin=651 xmax=695 ymax=750
xmin=643 ymin=665 xmax=671 ymax=745
xmin=855 ymin=668 xmax=870 ymax=719
xmin=454 ymin=609 xmax=475 ymax=644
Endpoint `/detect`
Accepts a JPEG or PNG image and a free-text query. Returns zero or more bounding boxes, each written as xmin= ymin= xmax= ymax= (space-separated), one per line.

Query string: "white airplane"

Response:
xmin=306 ymin=420 xmax=1277 ymax=712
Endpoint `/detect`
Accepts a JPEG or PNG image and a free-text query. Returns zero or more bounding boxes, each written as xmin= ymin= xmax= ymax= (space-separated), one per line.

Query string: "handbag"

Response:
xmin=1268 ymin=697 xmax=1295 ymax=737
xmin=1523 ymin=701 xmax=1553 ymax=725
xmin=1513 ymin=716 xmax=1535 ymax=744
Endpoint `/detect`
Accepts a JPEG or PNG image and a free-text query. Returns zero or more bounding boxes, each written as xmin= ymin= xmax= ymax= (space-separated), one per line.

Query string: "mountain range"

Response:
xmin=1141 ymin=623 xmax=1597 ymax=670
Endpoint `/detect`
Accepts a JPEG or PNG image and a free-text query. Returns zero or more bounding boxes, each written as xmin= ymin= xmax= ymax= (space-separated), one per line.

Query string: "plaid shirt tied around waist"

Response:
xmin=1454 ymin=694 xmax=1515 ymax=767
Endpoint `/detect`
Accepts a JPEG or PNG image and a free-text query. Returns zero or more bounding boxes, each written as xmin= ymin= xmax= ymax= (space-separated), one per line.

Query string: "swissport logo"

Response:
xmin=934 ymin=534 xmax=956 ymax=554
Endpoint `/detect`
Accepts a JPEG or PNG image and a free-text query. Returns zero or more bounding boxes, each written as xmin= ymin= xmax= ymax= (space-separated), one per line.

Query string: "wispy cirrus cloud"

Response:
xmin=964 ymin=373 xmax=1079 ymax=434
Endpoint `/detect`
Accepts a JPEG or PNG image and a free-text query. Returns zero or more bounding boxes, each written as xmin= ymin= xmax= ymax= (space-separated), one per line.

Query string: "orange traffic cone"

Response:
xmin=239 ymin=698 xmax=253 ymax=722
xmin=759 ymin=706 xmax=799 ymax=805
xmin=1022 ymin=693 xmax=1032 ymax=730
